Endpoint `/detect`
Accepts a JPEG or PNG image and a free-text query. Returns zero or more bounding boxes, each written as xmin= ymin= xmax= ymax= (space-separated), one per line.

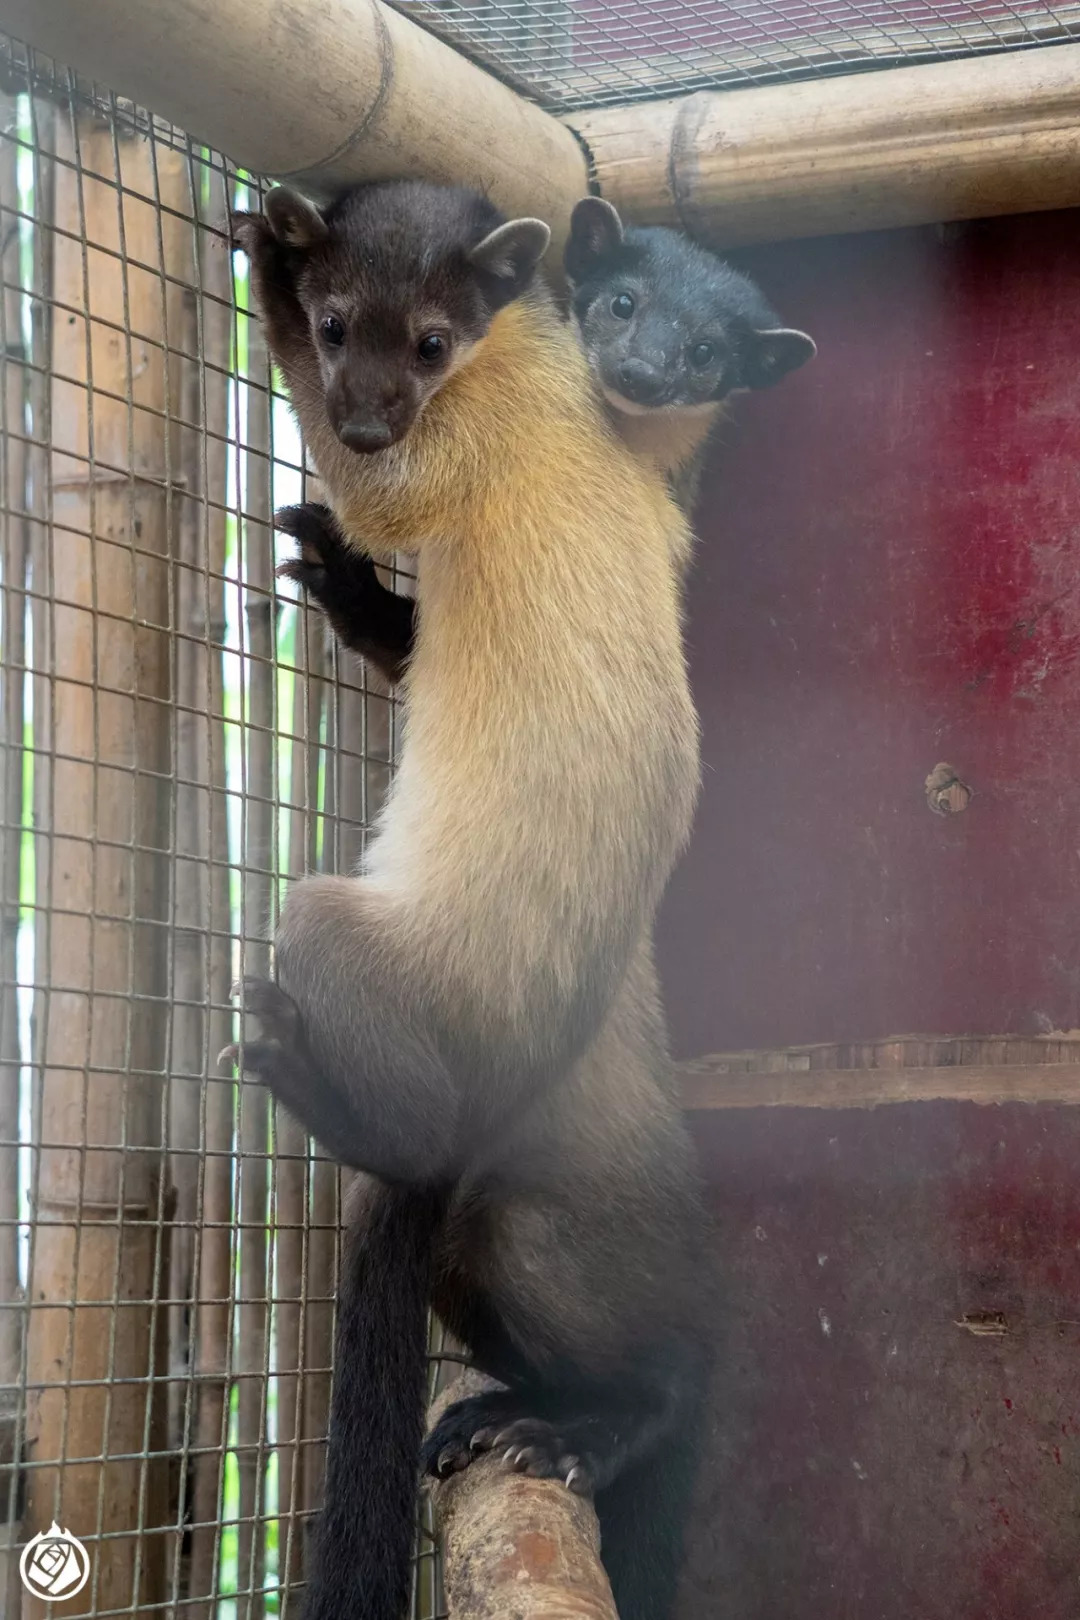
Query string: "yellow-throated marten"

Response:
xmin=230 ymin=181 xmax=708 ymax=1620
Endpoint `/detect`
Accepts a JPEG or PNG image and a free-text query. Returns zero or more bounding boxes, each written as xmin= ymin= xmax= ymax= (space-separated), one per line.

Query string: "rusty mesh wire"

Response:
xmin=390 ymin=0 xmax=1080 ymax=108
xmin=0 ymin=38 xmax=448 ymax=1620
xmin=2 ymin=5 xmax=1075 ymax=1617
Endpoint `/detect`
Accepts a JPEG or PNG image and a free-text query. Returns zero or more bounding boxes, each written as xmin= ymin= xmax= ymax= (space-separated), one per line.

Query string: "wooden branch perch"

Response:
xmin=428 ymin=1376 xmax=619 ymax=1620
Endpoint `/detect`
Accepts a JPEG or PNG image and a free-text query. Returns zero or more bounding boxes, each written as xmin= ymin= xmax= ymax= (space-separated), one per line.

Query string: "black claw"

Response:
xmin=276 ymin=556 xmax=322 ymax=586
xmin=233 ymin=977 xmax=301 ymax=1045
xmin=274 ymin=501 xmax=336 ymax=543
xmin=436 ymin=1445 xmax=469 ymax=1478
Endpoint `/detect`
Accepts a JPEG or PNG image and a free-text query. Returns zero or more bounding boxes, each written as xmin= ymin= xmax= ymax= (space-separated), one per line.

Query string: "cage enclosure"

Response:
xmin=1 ymin=3 xmax=1080 ymax=1618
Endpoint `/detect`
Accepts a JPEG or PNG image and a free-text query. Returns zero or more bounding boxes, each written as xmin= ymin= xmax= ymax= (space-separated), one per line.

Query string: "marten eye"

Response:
xmin=417 ymin=333 xmax=447 ymax=364
xmin=610 ymin=292 xmax=635 ymax=320
xmin=320 ymin=315 xmax=345 ymax=347
xmin=690 ymin=342 xmax=716 ymax=370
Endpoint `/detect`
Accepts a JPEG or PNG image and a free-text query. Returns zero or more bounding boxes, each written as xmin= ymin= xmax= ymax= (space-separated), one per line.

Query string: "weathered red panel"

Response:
xmin=681 ymin=1102 xmax=1080 ymax=1620
xmin=659 ymin=211 xmax=1080 ymax=1057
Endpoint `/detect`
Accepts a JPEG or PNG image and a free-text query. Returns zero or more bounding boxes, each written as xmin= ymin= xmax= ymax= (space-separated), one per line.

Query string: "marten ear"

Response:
xmin=264 ymin=187 xmax=329 ymax=248
xmin=565 ymin=197 xmax=624 ymax=283
xmin=229 ymin=211 xmax=273 ymax=260
xmin=468 ymin=219 xmax=551 ymax=306
xmin=742 ymin=327 xmax=816 ymax=390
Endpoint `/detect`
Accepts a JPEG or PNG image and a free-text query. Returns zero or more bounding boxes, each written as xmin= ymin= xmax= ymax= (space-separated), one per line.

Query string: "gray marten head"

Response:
xmin=232 ymin=182 xmax=551 ymax=453
xmin=565 ymin=197 xmax=816 ymax=415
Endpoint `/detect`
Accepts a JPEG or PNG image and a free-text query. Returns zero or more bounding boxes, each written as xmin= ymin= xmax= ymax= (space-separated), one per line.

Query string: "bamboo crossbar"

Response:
xmin=5 ymin=2 xmax=1080 ymax=247
xmin=0 ymin=0 xmax=589 ymax=250
xmin=574 ymin=42 xmax=1080 ymax=247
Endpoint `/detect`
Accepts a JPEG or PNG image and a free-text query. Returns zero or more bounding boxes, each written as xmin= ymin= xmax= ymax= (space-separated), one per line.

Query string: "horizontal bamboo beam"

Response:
xmin=0 ymin=0 xmax=588 ymax=243
xmin=574 ymin=44 xmax=1080 ymax=247
xmin=7 ymin=2 xmax=1079 ymax=249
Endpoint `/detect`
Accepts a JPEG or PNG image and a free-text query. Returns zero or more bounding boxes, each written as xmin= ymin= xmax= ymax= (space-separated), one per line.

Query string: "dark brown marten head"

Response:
xmin=565 ymin=197 xmax=815 ymax=414
xmin=232 ymin=182 xmax=550 ymax=454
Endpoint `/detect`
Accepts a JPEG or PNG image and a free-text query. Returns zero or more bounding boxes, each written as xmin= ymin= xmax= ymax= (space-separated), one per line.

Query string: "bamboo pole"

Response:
xmin=273 ymin=604 xmax=326 ymax=1613
xmin=299 ymin=1157 xmax=336 ymax=1577
xmin=575 ymin=44 xmax=1080 ymax=249
xmin=0 ymin=83 xmax=27 ymax=1620
xmin=164 ymin=168 xmax=238 ymax=1620
xmin=167 ymin=226 xmax=205 ymax=1469
xmin=298 ymin=671 xmax=338 ymax=1567
xmin=185 ymin=200 xmax=237 ymax=1620
xmin=3 ymin=0 xmax=1079 ymax=248
xmin=22 ymin=113 xmax=184 ymax=1617
xmin=19 ymin=87 xmax=54 ymax=1620
xmin=235 ymin=274 xmax=275 ymax=1620
xmin=428 ymin=1376 xmax=619 ymax=1620
xmin=0 ymin=0 xmax=588 ymax=254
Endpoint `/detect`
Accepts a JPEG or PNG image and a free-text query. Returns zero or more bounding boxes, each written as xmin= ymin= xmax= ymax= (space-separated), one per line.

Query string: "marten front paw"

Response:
xmin=275 ymin=502 xmax=379 ymax=620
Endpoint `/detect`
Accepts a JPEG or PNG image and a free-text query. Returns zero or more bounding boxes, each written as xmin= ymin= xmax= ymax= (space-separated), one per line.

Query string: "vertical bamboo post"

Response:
xmin=167 ymin=203 xmax=205 ymax=1467
xmin=166 ymin=163 xmax=242 ymax=1620
xmin=186 ymin=205 xmax=238 ymax=1620
xmin=290 ymin=612 xmax=391 ymax=1556
xmin=299 ymin=1157 xmax=336 ymax=1572
xmin=274 ymin=607 xmax=325 ymax=1612
xmin=21 ymin=94 xmax=54 ymax=1602
xmin=22 ymin=113 xmax=186 ymax=1617
xmin=0 ymin=86 xmax=28 ymax=1618
xmin=236 ymin=262 xmax=274 ymax=1620
xmin=299 ymin=667 xmax=338 ymax=1557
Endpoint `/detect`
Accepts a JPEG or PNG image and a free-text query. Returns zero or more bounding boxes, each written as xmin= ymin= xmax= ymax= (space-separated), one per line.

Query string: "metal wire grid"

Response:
xmin=0 ymin=48 xmax=446 ymax=1620
xmin=391 ymin=0 xmax=1080 ymax=108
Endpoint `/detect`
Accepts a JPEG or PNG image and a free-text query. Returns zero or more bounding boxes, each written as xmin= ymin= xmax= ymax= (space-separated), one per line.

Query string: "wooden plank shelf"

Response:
xmin=679 ymin=1035 xmax=1080 ymax=1109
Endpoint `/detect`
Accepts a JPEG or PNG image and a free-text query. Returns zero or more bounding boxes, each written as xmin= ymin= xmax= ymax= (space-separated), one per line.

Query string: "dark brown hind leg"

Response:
xmin=220 ymin=977 xmax=371 ymax=1166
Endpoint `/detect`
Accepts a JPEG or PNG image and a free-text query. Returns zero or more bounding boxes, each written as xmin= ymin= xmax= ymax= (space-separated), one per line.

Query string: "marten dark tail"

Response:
xmin=595 ymin=1382 xmax=707 ymax=1620
xmin=301 ymin=1182 xmax=446 ymax=1620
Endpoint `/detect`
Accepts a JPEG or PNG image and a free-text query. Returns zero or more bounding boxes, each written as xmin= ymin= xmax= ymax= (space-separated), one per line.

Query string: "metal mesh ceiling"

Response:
xmin=390 ymin=0 xmax=1080 ymax=108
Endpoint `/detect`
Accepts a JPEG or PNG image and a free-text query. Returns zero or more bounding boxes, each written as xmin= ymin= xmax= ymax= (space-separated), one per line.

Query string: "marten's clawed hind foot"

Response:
xmin=221 ymin=976 xmax=368 ymax=1166
xmin=422 ymin=1389 xmax=595 ymax=1492
xmin=275 ymin=502 xmax=415 ymax=684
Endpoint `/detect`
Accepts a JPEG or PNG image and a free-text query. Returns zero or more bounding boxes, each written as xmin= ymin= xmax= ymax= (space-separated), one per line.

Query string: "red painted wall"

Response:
xmin=659 ymin=211 xmax=1080 ymax=1059
xmin=664 ymin=211 xmax=1080 ymax=1618
xmin=680 ymin=1102 xmax=1080 ymax=1620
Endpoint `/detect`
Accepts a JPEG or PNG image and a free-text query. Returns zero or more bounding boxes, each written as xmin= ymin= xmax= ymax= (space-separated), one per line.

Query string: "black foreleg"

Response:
xmin=275 ymin=502 xmax=415 ymax=684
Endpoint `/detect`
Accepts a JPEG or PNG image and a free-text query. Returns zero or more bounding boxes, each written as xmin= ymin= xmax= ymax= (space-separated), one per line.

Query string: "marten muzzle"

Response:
xmin=327 ymin=362 xmax=419 ymax=454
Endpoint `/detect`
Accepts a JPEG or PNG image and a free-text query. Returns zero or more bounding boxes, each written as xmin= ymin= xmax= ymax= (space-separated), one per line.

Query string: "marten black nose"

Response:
xmin=338 ymin=418 xmax=394 ymax=454
xmin=616 ymin=359 xmax=665 ymax=404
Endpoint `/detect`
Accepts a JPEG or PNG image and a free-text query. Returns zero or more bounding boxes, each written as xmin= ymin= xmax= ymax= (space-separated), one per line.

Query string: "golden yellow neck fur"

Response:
xmin=262 ymin=277 xmax=704 ymax=1079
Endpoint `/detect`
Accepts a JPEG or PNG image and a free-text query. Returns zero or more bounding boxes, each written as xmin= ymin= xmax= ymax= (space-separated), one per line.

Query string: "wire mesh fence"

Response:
xmin=392 ymin=0 xmax=1080 ymax=108
xmin=1 ymin=5 xmax=1076 ymax=1618
xmin=0 ymin=44 xmax=451 ymax=1619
